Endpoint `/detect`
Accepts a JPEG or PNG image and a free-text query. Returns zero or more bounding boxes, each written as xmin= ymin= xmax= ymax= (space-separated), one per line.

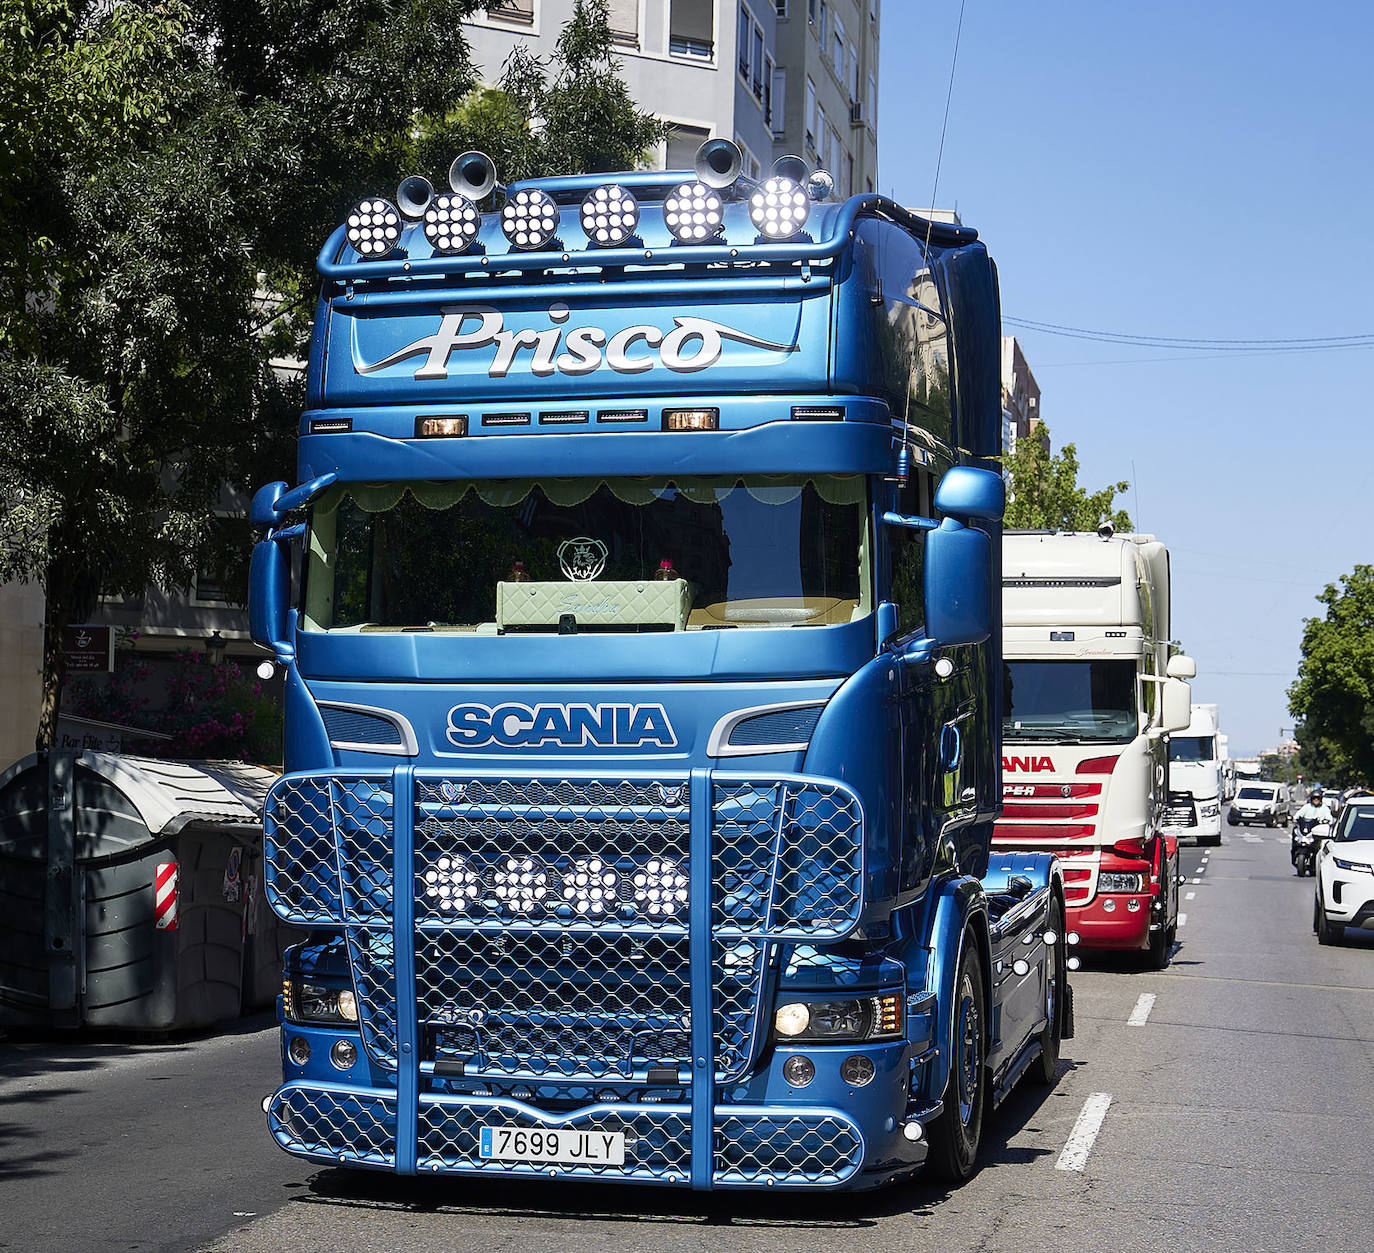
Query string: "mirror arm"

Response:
xmin=882 ymin=511 xmax=939 ymax=532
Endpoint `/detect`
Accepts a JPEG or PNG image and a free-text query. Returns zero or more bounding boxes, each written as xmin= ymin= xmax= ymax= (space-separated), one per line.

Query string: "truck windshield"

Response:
xmin=1169 ymin=736 xmax=1217 ymax=762
xmin=1002 ymin=660 xmax=1138 ymax=742
xmin=303 ymin=475 xmax=869 ymax=633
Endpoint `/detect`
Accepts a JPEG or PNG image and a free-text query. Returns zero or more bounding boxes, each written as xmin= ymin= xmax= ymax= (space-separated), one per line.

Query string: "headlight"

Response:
xmin=1098 ymin=871 xmax=1145 ymax=893
xmin=287 ymin=978 xmax=360 ymax=1025
xmin=773 ymin=993 xmax=903 ymax=1042
xmin=1333 ymin=856 xmax=1374 ymax=874
xmin=1200 ymin=802 xmax=1220 ymax=819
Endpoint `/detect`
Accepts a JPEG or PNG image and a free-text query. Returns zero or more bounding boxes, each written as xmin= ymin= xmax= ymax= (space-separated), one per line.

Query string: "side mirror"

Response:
xmin=249 ymin=539 xmax=292 ymax=658
xmin=1161 ymin=676 xmax=1191 ymax=732
xmin=925 ymin=518 xmax=992 ymax=647
xmin=250 ymin=481 xmax=287 ymax=530
xmin=1167 ymin=654 xmax=1197 ymax=679
xmin=933 ymin=466 xmax=1005 ymax=521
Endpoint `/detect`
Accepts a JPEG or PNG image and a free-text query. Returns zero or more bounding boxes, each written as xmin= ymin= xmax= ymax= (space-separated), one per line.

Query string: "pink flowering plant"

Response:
xmin=70 ymin=648 xmax=281 ymax=764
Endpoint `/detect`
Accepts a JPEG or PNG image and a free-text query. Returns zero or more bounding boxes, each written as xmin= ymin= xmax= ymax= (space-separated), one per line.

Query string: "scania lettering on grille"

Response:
xmin=1002 ymin=755 xmax=1055 ymax=772
xmin=357 ymin=301 xmax=796 ymax=380
xmin=446 ymin=702 xmax=678 ymax=749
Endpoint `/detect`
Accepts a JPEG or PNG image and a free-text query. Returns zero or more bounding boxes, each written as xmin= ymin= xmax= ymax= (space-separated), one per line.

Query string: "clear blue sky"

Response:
xmin=879 ymin=1 xmax=1373 ymax=758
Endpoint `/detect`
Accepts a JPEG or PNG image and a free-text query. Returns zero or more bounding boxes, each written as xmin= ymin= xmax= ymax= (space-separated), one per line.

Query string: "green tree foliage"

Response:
xmin=1003 ymin=422 xmax=1133 ymax=532
xmin=1288 ymin=564 xmax=1374 ymax=787
xmin=0 ymin=0 xmax=661 ymax=750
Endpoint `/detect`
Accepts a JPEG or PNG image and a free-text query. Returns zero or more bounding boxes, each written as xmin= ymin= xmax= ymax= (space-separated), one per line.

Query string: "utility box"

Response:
xmin=0 ymin=752 xmax=293 ymax=1032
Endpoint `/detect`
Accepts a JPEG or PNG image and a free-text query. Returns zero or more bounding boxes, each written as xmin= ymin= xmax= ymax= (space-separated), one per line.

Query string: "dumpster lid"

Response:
xmin=74 ymin=755 xmax=278 ymax=836
xmin=0 ymin=753 xmax=278 ymax=843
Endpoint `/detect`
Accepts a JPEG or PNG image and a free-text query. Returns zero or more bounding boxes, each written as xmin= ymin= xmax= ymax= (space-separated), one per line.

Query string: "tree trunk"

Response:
xmin=35 ymin=559 xmax=74 ymax=752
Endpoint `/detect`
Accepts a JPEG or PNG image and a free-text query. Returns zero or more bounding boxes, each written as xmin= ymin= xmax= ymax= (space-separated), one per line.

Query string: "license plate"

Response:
xmin=479 ymin=1126 xmax=626 ymax=1166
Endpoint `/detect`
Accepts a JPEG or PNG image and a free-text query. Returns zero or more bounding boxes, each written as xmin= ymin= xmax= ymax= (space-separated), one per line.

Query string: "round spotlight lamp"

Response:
xmin=345 ymin=198 xmax=403 ymax=258
xmin=782 ymin=1055 xmax=815 ymax=1088
xmin=748 ymin=176 xmax=810 ymax=240
xmin=423 ymin=854 xmax=482 ymax=915
xmin=501 ymin=188 xmax=560 ymax=250
xmin=493 ymin=855 xmax=552 ymax=915
xmin=580 ymin=184 xmax=640 ymax=246
xmin=424 ymin=193 xmax=482 ymax=255
xmin=663 ymin=181 xmax=724 ymax=243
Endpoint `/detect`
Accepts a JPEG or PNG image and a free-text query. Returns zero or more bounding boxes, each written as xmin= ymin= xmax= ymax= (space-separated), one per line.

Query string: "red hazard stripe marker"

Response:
xmin=155 ymin=861 xmax=179 ymax=931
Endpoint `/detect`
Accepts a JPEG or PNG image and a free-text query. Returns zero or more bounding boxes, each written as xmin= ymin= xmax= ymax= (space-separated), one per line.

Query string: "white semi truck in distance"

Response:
xmin=1165 ymin=703 xmax=1224 ymax=846
xmin=1218 ymin=732 xmax=1235 ymax=801
xmin=994 ymin=529 xmax=1194 ymax=968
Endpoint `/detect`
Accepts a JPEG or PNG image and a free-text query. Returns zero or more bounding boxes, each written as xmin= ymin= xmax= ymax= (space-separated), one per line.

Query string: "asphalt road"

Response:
xmin=3 ymin=821 xmax=1371 ymax=1253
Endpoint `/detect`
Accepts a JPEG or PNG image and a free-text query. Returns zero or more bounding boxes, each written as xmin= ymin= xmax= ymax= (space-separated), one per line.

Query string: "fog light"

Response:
xmin=331 ymin=1040 xmax=358 ymax=1070
xmin=662 ymin=408 xmax=719 ymax=431
xmin=901 ymin=1120 xmax=924 ymax=1142
xmin=1102 ymin=898 xmax=1116 ymax=912
xmin=415 ymin=416 xmax=468 ymax=438
xmin=840 ymin=1055 xmax=875 ymax=1087
xmin=1127 ymin=898 xmax=1141 ymax=912
xmin=774 ymin=1003 xmax=811 ymax=1037
xmin=288 ymin=1036 xmax=310 ymax=1065
xmin=782 ymin=1055 xmax=815 ymax=1088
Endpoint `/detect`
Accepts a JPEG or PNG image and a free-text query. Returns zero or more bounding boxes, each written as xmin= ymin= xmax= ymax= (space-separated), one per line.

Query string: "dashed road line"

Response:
xmin=1056 ymin=1093 xmax=1113 ymax=1171
xmin=1178 ymin=911 xmax=1189 ymax=926
xmin=1127 ymin=993 xmax=1156 ymax=1026
xmin=1192 ymin=876 xmax=1203 ymax=884
xmin=1185 ymin=891 xmax=1196 ymax=900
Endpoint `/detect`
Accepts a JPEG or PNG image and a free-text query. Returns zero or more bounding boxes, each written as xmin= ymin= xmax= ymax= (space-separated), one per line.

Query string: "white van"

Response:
xmin=1228 ymin=782 xmax=1290 ymax=827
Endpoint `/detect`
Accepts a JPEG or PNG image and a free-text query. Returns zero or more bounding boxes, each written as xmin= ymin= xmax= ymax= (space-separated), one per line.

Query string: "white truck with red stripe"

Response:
xmin=994 ymin=530 xmax=1195 ymax=968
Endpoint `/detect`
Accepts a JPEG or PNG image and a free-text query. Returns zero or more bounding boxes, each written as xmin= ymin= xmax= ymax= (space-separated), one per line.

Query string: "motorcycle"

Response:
xmin=1291 ymin=817 xmax=1330 ymax=876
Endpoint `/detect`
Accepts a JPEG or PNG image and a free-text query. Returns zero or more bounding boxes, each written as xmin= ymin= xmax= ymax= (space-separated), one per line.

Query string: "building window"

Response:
xmin=868 ymin=71 xmax=877 ymax=127
xmin=670 ymin=0 xmax=714 ymax=58
xmin=736 ymin=138 xmax=761 ymax=180
xmin=752 ymin=25 xmax=765 ymax=95
xmin=738 ymin=2 xmax=752 ymax=77
xmin=770 ymin=65 xmax=786 ymax=137
xmin=483 ymin=0 xmax=534 ymax=24
xmin=775 ymin=0 xmax=788 ymax=15
xmin=665 ymin=122 xmax=711 ymax=170
xmin=607 ymin=0 xmax=638 ymax=45
xmin=832 ymin=14 xmax=846 ymax=83
xmin=818 ymin=1 xmax=828 ymax=47
xmin=808 ymin=0 xmax=817 ymax=21
xmin=804 ymin=77 xmax=817 ymax=151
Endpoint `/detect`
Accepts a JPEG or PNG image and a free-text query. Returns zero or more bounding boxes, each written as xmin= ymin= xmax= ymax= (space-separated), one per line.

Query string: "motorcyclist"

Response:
xmin=1295 ymin=787 xmax=1334 ymax=829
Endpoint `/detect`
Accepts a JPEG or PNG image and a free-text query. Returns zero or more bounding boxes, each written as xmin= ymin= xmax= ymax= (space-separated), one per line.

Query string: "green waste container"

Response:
xmin=0 ymin=751 xmax=294 ymax=1031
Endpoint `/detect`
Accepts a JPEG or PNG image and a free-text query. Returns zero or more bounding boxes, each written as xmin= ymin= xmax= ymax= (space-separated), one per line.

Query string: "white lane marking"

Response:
xmin=1192 ymin=876 xmax=1203 ymax=884
xmin=1178 ymin=912 xmax=1189 ymax=926
xmin=1185 ymin=891 xmax=1196 ymax=900
xmin=1056 ymin=1093 xmax=1113 ymax=1171
xmin=1127 ymin=993 xmax=1156 ymax=1026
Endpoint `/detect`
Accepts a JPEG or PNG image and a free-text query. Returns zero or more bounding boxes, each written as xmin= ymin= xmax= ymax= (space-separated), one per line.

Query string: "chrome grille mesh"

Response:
xmin=269 ymin=1084 xmax=397 ymax=1167
xmin=264 ymin=768 xmax=866 ymax=1185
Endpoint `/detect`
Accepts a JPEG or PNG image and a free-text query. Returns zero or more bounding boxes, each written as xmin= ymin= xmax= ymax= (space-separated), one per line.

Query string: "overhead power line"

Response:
xmin=1003 ymin=315 xmax=1374 ymax=353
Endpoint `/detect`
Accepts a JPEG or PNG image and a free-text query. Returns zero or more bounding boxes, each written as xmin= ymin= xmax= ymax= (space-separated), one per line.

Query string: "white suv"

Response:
xmin=1228 ymin=782 xmax=1290 ymax=827
xmin=1314 ymin=799 xmax=1374 ymax=944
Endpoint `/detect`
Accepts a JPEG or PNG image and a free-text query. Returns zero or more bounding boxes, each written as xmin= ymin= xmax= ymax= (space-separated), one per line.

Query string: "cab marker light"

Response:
xmin=791 ymin=405 xmax=844 ymax=421
xmin=415 ymin=416 xmax=468 ymax=438
xmin=480 ymin=412 xmax=531 ymax=427
xmin=597 ymin=409 xmax=648 ymax=424
xmin=310 ymin=418 xmax=352 ymax=434
xmin=663 ymin=408 xmax=719 ymax=431
xmin=539 ymin=410 xmax=589 ymax=425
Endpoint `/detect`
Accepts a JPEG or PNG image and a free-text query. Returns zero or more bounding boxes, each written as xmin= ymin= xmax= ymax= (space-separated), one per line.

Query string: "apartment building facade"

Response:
xmin=466 ymin=1 xmax=878 ymax=189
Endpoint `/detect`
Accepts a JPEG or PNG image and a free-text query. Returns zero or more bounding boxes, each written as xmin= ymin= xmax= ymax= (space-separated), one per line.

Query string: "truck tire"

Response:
xmin=927 ymin=940 xmax=987 ymax=1183
xmin=1030 ymin=898 xmax=1066 ymax=1084
xmin=1227 ymin=810 xmax=1239 ymax=827
xmin=1315 ymin=895 xmax=1343 ymax=946
xmin=1147 ymin=918 xmax=1171 ymax=970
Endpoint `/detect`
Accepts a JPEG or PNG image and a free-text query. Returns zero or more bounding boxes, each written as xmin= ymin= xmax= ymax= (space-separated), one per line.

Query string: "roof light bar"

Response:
xmin=424 ymin=193 xmax=482 ymax=255
xmin=345 ymin=198 xmax=402 ymax=257
xmin=501 ymin=188 xmax=559 ymax=250
xmin=749 ymin=176 xmax=810 ymax=239
xmin=663 ymin=182 xmax=724 ymax=243
xmin=580 ymin=184 xmax=640 ymax=246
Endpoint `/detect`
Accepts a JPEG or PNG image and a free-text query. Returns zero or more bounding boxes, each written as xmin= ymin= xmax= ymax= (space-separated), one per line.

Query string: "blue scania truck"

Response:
xmin=251 ymin=141 xmax=1069 ymax=1191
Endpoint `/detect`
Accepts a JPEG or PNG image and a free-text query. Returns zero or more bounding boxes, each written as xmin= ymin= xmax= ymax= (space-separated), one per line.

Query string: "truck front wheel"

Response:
xmin=927 ymin=940 xmax=987 ymax=1183
xmin=1030 ymin=898 xmax=1066 ymax=1083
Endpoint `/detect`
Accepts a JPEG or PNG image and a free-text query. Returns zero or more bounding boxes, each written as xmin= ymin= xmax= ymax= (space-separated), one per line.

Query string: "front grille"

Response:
xmin=269 ymin=1084 xmax=398 ymax=1167
xmin=265 ymin=770 xmax=863 ymax=1084
xmin=1161 ymin=792 xmax=1196 ymax=828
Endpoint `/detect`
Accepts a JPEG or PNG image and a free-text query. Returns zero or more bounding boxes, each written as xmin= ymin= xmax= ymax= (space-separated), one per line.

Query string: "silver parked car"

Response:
xmin=1228 ymin=782 xmax=1291 ymax=827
